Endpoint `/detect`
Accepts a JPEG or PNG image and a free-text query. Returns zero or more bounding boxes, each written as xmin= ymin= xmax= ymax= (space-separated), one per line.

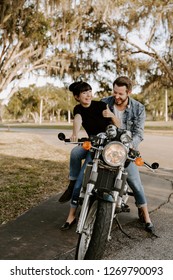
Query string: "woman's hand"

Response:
xmin=70 ymin=135 xmax=78 ymax=142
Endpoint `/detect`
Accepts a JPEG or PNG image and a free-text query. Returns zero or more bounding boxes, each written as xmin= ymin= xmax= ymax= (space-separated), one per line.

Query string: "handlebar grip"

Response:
xmin=64 ymin=139 xmax=71 ymax=142
xmin=64 ymin=137 xmax=88 ymax=143
xmin=58 ymin=133 xmax=88 ymax=143
xmin=80 ymin=137 xmax=89 ymax=142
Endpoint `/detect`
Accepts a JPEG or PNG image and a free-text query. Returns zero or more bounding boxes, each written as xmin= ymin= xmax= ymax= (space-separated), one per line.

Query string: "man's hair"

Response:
xmin=113 ymin=76 xmax=133 ymax=92
xmin=69 ymin=81 xmax=92 ymax=97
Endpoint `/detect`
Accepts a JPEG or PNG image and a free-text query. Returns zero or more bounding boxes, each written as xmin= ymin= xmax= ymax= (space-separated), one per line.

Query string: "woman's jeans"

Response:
xmin=69 ymin=145 xmax=147 ymax=208
xmin=69 ymin=145 xmax=92 ymax=207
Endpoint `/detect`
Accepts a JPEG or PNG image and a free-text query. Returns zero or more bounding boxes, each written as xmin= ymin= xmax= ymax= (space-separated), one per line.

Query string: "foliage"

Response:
xmin=131 ymin=86 xmax=173 ymax=120
xmin=4 ymin=85 xmax=76 ymax=122
xmin=0 ymin=0 xmax=173 ymax=121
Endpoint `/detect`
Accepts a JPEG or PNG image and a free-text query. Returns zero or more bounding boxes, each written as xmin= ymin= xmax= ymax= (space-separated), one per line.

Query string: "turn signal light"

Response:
xmin=135 ymin=157 xmax=144 ymax=166
xmin=82 ymin=141 xmax=92 ymax=150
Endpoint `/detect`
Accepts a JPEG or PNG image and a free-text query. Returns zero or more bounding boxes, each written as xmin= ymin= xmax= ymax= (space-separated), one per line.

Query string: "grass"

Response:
xmin=0 ymin=123 xmax=73 ymax=130
xmin=0 ymin=155 xmax=69 ymax=224
xmin=0 ymin=132 xmax=69 ymax=225
xmin=145 ymin=126 xmax=173 ymax=131
xmin=1 ymin=121 xmax=172 ymax=131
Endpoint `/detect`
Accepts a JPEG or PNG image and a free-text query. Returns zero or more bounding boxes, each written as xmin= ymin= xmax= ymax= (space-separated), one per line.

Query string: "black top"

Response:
xmin=73 ymin=100 xmax=111 ymax=136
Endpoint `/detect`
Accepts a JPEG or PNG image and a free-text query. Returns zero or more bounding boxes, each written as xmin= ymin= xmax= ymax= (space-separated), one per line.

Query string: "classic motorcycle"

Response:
xmin=58 ymin=125 xmax=159 ymax=260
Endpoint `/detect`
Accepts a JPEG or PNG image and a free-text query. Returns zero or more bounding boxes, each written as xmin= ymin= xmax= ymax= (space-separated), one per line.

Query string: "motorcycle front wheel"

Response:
xmin=75 ymin=199 xmax=113 ymax=260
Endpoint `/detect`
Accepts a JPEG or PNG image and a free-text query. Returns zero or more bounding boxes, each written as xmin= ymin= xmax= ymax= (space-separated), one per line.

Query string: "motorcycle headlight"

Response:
xmin=102 ymin=142 xmax=127 ymax=167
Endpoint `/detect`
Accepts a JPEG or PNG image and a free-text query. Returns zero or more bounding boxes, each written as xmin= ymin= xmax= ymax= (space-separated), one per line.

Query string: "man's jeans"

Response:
xmin=126 ymin=162 xmax=147 ymax=207
xmin=69 ymin=145 xmax=147 ymax=208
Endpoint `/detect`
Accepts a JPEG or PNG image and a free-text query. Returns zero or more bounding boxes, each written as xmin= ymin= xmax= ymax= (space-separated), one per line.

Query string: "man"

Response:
xmin=101 ymin=76 xmax=154 ymax=232
xmin=59 ymin=76 xmax=154 ymax=233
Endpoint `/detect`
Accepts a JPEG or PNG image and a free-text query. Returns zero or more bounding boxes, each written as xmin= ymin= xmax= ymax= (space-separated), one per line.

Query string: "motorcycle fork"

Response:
xmin=76 ymin=182 xmax=95 ymax=234
xmin=114 ymin=168 xmax=128 ymax=210
xmin=107 ymin=168 xmax=128 ymax=241
xmin=76 ymin=160 xmax=99 ymax=234
xmin=107 ymin=192 xmax=118 ymax=241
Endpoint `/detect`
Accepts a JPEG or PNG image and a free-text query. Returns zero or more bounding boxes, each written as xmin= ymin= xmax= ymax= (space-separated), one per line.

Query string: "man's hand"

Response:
xmin=102 ymin=104 xmax=114 ymax=118
xmin=102 ymin=104 xmax=120 ymax=128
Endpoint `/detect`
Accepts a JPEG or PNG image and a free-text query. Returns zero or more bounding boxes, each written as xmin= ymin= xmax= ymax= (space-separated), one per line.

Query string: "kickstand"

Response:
xmin=115 ymin=216 xmax=132 ymax=239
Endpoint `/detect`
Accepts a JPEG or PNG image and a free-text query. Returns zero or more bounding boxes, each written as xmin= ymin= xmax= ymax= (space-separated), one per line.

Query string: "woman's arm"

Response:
xmin=70 ymin=114 xmax=82 ymax=141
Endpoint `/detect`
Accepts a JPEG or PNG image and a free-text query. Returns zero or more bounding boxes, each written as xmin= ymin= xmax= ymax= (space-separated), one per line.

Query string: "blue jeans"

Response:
xmin=126 ymin=162 xmax=147 ymax=207
xmin=69 ymin=146 xmax=147 ymax=208
xmin=69 ymin=145 xmax=92 ymax=207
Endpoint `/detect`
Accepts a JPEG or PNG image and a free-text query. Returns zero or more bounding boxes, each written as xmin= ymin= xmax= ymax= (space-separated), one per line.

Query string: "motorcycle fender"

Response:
xmin=102 ymin=193 xmax=114 ymax=202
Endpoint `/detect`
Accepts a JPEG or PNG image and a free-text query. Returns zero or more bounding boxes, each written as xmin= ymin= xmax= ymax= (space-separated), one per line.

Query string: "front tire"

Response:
xmin=75 ymin=199 xmax=112 ymax=260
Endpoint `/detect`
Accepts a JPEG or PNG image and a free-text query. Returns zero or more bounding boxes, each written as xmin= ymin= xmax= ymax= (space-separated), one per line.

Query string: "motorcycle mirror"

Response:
xmin=151 ymin=162 xmax=159 ymax=169
xmin=58 ymin=133 xmax=66 ymax=141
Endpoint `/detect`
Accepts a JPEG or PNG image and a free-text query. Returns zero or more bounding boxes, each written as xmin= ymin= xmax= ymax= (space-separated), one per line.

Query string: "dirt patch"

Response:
xmin=0 ymin=132 xmax=68 ymax=161
xmin=0 ymin=132 xmax=69 ymax=224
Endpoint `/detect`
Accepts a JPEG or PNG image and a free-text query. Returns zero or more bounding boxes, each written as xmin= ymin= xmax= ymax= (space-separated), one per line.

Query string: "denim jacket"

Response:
xmin=101 ymin=96 xmax=146 ymax=149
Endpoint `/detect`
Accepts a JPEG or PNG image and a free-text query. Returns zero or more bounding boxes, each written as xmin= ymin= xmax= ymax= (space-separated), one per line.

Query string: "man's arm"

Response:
xmin=131 ymin=105 xmax=146 ymax=149
xmin=70 ymin=114 xmax=82 ymax=141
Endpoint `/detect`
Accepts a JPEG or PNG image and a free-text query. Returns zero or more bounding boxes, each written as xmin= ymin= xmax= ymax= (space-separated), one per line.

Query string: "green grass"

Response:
xmin=145 ymin=126 xmax=173 ymax=131
xmin=0 ymin=123 xmax=73 ymax=130
xmin=0 ymin=155 xmax=68 ymax=224
xmin=1 ymin=122 xmax=173 ymax=131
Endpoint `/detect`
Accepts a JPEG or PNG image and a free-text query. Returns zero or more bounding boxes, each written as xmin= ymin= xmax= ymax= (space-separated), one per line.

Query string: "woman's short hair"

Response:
xmin=69 ymin=81 xmax=92 ymax=97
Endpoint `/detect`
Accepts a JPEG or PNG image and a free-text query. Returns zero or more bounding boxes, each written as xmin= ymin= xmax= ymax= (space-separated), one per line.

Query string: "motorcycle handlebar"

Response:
xmin=58 ymin=132 xmax=88 ymax=143
xmin=128 ymin=148 xmax=159 ymax=171
xmin=58 ymin=132 xmax=159 ymax=170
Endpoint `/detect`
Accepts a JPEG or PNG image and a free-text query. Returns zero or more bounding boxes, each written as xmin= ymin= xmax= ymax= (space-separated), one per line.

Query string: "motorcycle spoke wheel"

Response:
xmin=75 ymin=200 xmax=113 ymax=260
xmin=84 ymin=200 xmax=112 ymax=260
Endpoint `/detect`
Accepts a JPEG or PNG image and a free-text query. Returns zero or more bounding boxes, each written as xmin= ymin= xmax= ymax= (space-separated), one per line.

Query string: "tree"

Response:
xmin=97 ymin=0 xmax=173 ymax=86
xmin=4 ymin=84 xmax=76 ymax=122
xmin=1 ymin=0 xmax=173 ymax=104
xmin=0 ymin=1 xmax=49 ymax=95
xmin=0 ymin=0 xmax=80 ymax=98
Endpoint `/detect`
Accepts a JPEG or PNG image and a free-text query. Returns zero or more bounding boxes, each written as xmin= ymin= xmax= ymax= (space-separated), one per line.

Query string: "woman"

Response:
xmin=60 ymin=81 xmax=119 ymax=230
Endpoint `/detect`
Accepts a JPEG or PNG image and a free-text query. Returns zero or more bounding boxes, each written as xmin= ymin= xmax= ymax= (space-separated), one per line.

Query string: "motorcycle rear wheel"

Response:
xmin=75 ymin=199 xmax=112 ymax=260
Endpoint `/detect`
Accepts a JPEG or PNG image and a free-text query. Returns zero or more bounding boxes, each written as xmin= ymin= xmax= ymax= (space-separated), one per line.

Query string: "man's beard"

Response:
xmin=115 ymin=96 xmax=128 ymax=106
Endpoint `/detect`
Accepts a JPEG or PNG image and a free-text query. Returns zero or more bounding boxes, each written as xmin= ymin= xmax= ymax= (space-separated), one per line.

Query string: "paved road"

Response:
xmin=1 ymin=125 xmax=173 ymax=170
xmin=140 ymin=133 xmax=173 ymax=171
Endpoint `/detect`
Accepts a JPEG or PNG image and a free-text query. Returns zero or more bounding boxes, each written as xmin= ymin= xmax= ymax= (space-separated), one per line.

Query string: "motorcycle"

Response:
xmin=58 ymin=125 xmax=159 ymax=260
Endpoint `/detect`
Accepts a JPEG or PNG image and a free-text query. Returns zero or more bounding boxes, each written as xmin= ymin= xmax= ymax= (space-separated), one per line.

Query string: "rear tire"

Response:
xmin=75 ymin=199 xmax=112 ymax=260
